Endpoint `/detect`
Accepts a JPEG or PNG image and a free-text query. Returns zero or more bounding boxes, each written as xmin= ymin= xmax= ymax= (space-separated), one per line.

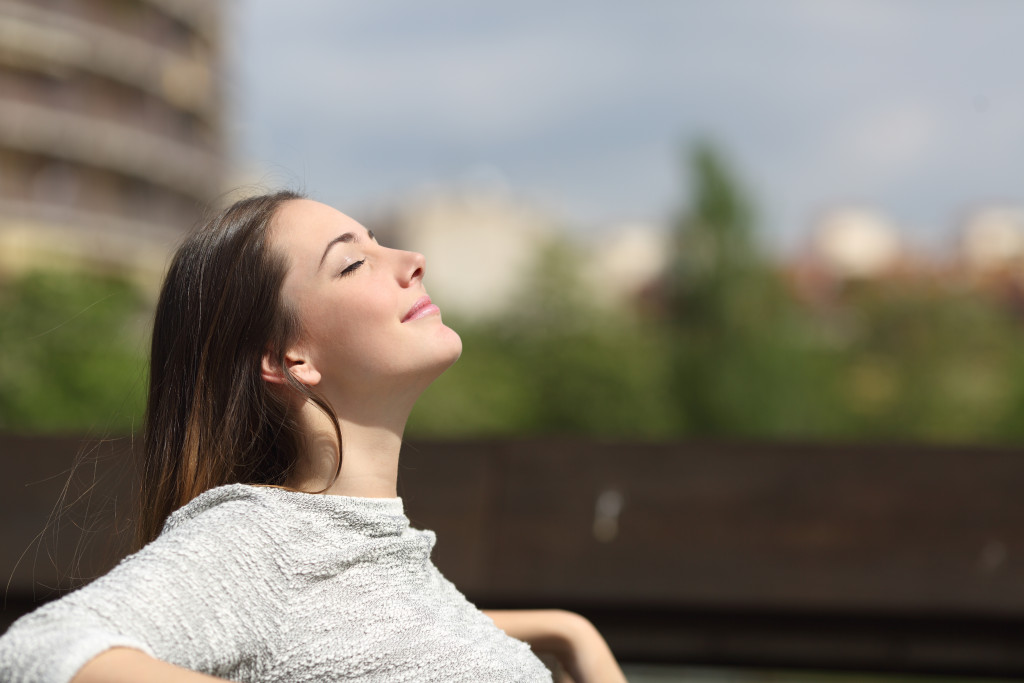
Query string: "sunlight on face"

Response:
xmin=271 ymin=199 xmax=462 ymax=405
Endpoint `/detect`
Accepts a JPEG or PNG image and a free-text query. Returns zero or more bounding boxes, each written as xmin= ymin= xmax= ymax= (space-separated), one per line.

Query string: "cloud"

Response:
xmin=228 ymin=0 xmax=1024 ymax=250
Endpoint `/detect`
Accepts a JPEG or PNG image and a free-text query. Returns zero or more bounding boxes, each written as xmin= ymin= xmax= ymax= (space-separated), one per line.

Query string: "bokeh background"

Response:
xmin=2 ymin=1 xmax=1024 ymax=681
xmin=4 ymin=0 xmax=1024 ymax=443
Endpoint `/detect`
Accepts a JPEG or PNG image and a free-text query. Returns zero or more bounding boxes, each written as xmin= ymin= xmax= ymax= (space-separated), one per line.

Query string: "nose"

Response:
xmin=398 ymin=249 xmax=425 ymax=287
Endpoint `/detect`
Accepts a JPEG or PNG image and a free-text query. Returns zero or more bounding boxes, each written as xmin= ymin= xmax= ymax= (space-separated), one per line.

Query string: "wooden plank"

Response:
xmin=401 ymin=440 xmax=1024 ymax=615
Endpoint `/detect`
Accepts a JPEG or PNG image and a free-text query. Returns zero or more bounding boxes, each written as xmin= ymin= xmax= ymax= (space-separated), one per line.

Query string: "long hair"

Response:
xmin=136 ymin=191 xmax=341 ymax=549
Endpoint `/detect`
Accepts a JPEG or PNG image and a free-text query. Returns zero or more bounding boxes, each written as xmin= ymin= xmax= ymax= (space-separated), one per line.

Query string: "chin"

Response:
xmin=402 ymin=326 xmax=462 ymax=389
xmin=436 ymin=327 xmax=463 ymax=370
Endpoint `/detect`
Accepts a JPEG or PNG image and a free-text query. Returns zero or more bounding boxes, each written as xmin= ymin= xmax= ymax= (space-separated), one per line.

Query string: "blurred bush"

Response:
xmin=0 ymin=269 xmax=149 ymax=434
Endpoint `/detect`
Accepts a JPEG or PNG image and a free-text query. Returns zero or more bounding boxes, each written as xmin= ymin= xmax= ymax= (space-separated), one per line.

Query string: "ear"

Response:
xmin=261 ymin=347 xmax=322 ymax=387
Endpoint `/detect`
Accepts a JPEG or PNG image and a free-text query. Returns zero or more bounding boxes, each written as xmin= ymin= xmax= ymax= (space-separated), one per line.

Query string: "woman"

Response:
xmin=0 ymin=192 xmax=626 ymax=683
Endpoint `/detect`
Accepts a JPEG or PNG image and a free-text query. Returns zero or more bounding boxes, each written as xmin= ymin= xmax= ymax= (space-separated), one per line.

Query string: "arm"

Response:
xmin=483 ymin=609 xmax=626 ymax=683
xmin=0 ymin=496 xmax=286 ymax=683
xmin=73 ymin=649 xmax=226 ymax=683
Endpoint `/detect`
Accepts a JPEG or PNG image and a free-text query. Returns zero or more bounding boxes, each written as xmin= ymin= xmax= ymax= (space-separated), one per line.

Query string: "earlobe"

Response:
xmin=261 ymin=351 xmax=322 ymax=387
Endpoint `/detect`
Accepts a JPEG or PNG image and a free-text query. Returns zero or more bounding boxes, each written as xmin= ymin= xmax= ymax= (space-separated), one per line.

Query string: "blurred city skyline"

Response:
xmin=228 ymin=0 xmax=1024 ymax=255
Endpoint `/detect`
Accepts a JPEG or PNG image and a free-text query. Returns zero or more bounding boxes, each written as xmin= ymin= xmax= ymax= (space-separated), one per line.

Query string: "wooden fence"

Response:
xmin=1 ymin=435 xmax=1022 ymax=676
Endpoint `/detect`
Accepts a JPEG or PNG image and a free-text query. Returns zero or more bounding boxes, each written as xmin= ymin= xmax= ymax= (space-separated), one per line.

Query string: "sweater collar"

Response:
xmin=167 ymin=483 xmax=410 ymax=537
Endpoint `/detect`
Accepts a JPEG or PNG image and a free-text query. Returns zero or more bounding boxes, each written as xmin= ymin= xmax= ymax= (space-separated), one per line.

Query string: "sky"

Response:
xmin=225 ymin=0 xmax=1024 ymax=254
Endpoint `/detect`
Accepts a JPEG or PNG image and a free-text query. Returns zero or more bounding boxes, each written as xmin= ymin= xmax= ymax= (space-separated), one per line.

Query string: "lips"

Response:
xmin=402 ymin=295 xmax=440 ymax=322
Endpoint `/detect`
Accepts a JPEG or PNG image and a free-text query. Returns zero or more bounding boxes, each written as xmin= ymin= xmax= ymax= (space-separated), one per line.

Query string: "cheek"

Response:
xmin=302 ymin=298 xmax=395 ymax=373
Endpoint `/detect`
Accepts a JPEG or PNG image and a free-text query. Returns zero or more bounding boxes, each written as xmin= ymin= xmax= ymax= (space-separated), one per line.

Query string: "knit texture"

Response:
xmin=0 ymin=484 xmax=553 ymax=683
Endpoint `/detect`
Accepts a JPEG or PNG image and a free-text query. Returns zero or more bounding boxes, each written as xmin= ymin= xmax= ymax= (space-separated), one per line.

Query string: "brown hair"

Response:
xmin=136 ymin=191 xmax=341 ymax=549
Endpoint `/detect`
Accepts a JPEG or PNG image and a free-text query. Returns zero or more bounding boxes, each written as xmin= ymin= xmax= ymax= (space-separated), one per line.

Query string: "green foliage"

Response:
xmin=0 ymin=269 xmax=150 ymax=434
xmin=409 ymin=237 xmax=678 ymax=439
xmin=662 ymin=140 xmax=834 ymax=437
xmin=829 ymin=279 xmax=1022 ymax=443
xmin=412 ymin=139 xmax=1024 ymax=444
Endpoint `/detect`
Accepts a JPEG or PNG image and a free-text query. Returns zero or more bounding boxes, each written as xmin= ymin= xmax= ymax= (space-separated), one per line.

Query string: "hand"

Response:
xmin=545 ymin=610 xmax=627 ymax=683
xmin=484 ymin=609 xmax=627 ymax=683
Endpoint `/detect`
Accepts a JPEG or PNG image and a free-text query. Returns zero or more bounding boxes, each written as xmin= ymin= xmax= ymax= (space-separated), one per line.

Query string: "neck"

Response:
xmin=289 ymin=398 xmax=412 ymax=499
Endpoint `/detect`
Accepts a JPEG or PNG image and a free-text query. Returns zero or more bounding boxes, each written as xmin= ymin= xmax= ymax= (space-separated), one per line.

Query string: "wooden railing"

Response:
xmin=2 ymin=435 xmax=1023 ymax=675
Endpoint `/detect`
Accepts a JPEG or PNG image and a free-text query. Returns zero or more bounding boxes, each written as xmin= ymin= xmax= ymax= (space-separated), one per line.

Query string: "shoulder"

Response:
xmin=102 ymin=484 xmax=300 ymax=598
xmin=161 ymin=483 xmax=279 ymax=533
xmin=156 ymin=483 xmax=310 ymax=547
xmin=119 ymin=484 xmax=294 ymax=578
xmin=65 ymin=485 xmax=301 ymax=625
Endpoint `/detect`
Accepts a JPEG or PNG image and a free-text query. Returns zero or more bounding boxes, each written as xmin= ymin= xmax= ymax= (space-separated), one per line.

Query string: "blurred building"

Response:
xmin=810 ymin=207 xmax=903 ymax=280
xmin=382 ymin=189 xmax=668 ymax=320
xmin=958 ymin=206 xmax=1024 ymax=274
xmin=583 ymin=222 xmax=667 ymax=310
xmin=384 ymin=189 xmax=556 ymax=320
xmin=785 ymin=207 xmax=907 ymax=306
xmin=0 ymin=0 xmax=223 ymax=281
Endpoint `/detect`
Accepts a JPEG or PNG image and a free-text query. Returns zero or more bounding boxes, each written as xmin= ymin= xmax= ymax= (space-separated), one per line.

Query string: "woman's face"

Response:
xmin=271 ymin=199 xmax=462 ymax=403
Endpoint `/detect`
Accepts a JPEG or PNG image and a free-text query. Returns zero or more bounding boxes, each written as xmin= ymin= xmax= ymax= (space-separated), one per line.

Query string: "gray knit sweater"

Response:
xmin=0 ymin=484 xmax=553 ymax=683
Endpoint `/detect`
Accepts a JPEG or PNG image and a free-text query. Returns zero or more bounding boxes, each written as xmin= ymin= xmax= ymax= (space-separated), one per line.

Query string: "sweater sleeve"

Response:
xmin=0 ymin=495 xmax=289 ymax=683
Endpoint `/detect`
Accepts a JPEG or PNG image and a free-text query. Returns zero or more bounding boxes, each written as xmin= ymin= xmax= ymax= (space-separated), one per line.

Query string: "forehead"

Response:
xmin=272 ymin=199 xmax=367 ymax=264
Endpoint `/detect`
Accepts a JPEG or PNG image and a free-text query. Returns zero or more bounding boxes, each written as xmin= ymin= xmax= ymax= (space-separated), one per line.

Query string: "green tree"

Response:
xmin=0 ymin=269 xmax=150 ymax=434
xmin=666 ymin=141 xmax=844 ymax=437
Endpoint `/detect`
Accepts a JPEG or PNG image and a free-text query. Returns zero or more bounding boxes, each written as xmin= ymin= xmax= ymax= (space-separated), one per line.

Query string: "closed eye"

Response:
xmin=339 ymin=259 xmax=365 ymax=277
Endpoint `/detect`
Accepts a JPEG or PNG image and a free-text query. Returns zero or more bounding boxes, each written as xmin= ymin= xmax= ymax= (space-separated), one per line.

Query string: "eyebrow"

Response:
xmin=318 ymin=229 xmax=375 ymax=270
